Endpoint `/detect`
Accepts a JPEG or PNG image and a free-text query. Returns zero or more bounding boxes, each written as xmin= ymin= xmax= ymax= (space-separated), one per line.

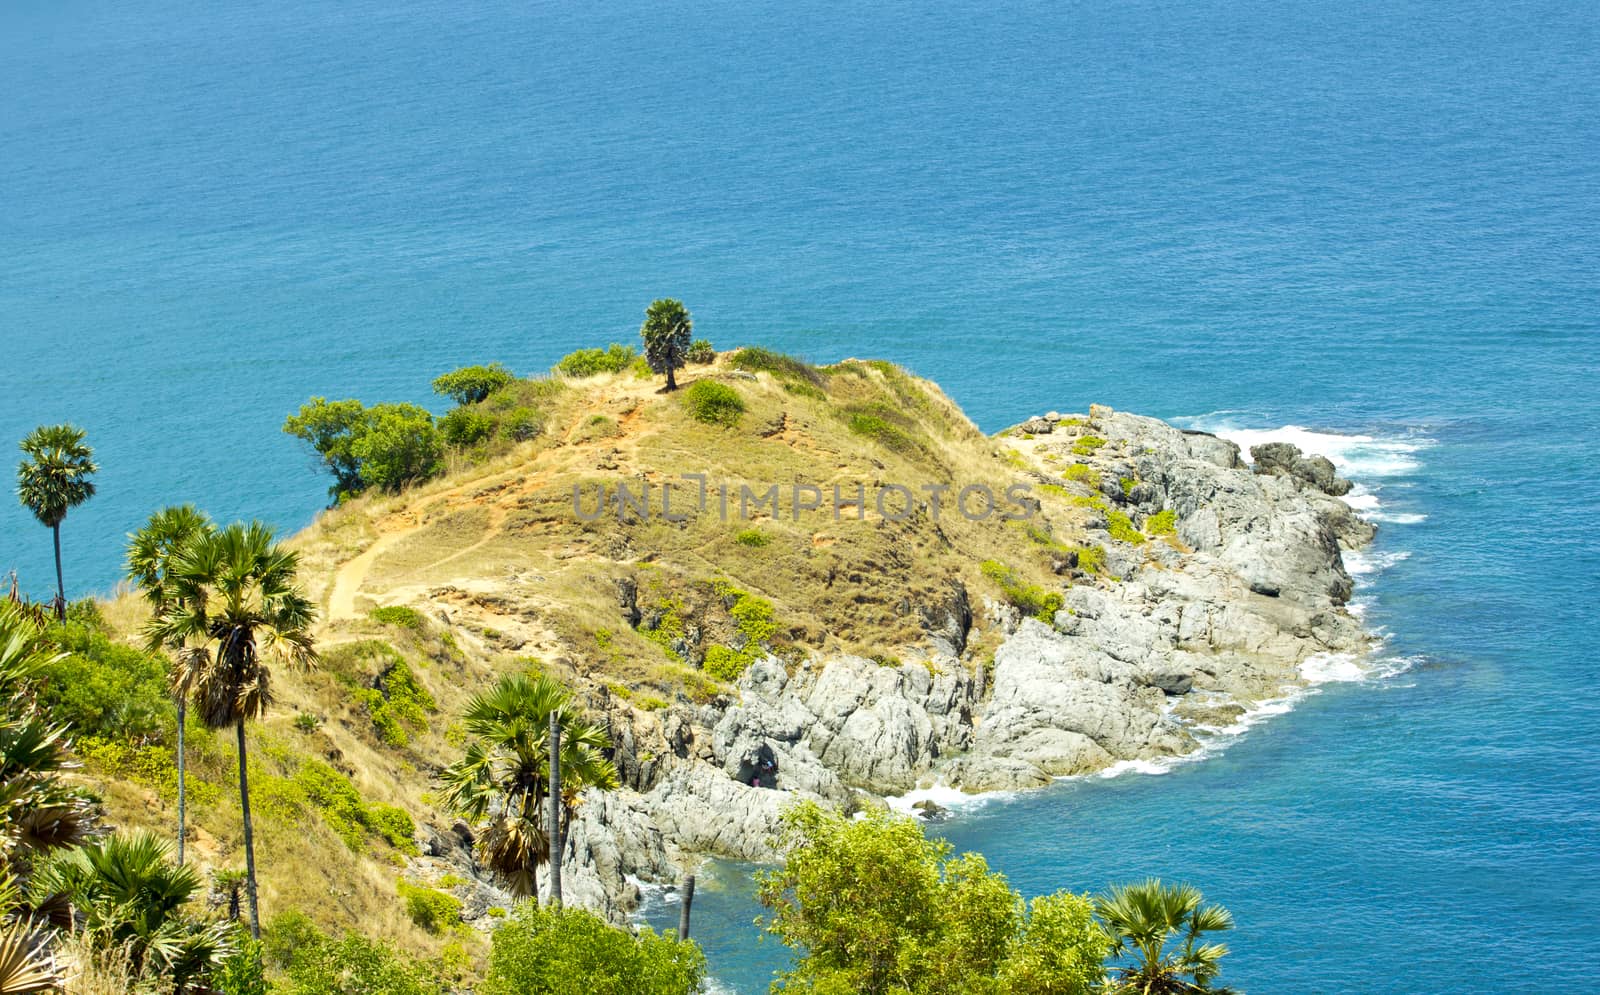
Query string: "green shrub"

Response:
xmin=980 ymin=560 xmax=1064 ymax=622
xmin=1070 ymin=435 xmax=1107 ymax=456
xmin=370 ymin=605 xmax=426 ymax=630
xmin=783 ymin=380 xmax=827 ymax=401
xmin=1106 ymin=510 xmax=1146 ymax=544
xmin=701 ymin=581 xmax=779 ymax=682
xmin=214 ymin=939 xmax=270 ymax=995
xmin=292 ymin=759 xmax=418 ymax=855
xmin=702 ymin=645 xmax=748 ymax=682
xmin=844 ymin=402 xmax=922 ymax=457
xmin=293 ymin=712 xmax=321 ymax=733
xmin=358 ymin=657 xmax=436 ymax=748
xmin=398 ymin=879 xmax=463 ymax=933
xmin=729 ymin=346 xmax=824 ymax=386
xmin=501 ymin=406 xmax=543 ymax=442
xmin=432 ymin=363 xmax=514 ymax=406
xmin=686 ymin=339 xmax=716 ymax=363
xmin=266 ymin=911 xmax=443 ymax=995
xmin=482 ymin=904 xmax=704 ymax=995
xmin=1063 ymin=464 xmax=1100 ymax=487
xmin=440 ymin=407 xmax=496 ymax=448
xmin=682 ymin=380 xmax=745 ymax=426
xmin=1119 ymin=476 xmax=1137 ymax=496
xmin=366 ymin=804 xmax=419 ymax=854
xmin=734 ymin=528 xmax=770 ymax=547
xmin=555 ymin=343 xmax=637 ymax=378
xmin=1074 ymin=545 xmax=1106 ymax=574
xmin=349 ymin=403 xmax=446 ymax=494
xmin=1145 ymin=509 xmax=1178 ymax=536
xmin=39 ymin=622 xmax=174 ymax=742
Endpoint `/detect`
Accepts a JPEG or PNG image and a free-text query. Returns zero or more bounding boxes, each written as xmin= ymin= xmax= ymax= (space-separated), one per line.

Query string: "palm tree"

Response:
xmin=441 ymin=673 xmax=618 ymax=904
xmin=127 ymin=505 xmax=215 ymax=866
xmin=16 ymin=426 xmax=98 ymax=619
xmin=1095 ymin=879 xmax=1237 ymax=994
xmin=146 ymin=522 xmax=317 ymax=941
xmin=31 ymin=832 xmax=232 ymax=991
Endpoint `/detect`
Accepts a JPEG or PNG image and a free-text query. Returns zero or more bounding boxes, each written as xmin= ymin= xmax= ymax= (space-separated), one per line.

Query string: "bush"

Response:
xmin=1074 ymin=545 xmax=1106 ymax=574
xmin=292 ymin=759 xmax=417 ymax=855
xmin=682 ymin=380 xmax=745 ymax=426
xmin=844 ymin=402 xmax=923 ymax=457
xmin=556 ymin=343 xmax=637 ymax=378
xmin=482 ymin=904 xmax=704 ymax=995
xmin=370 ymin=605 xmax=426 ymax=630
xmin=439 ymin=407 xmax=496 ymax=448
xmin=502 ymin=406 xmax=543 ymax=441
xmin=39 ymin=622 xmax=174 ymax=742
xmin=733 ymin=528 xmax=770 ymax=547
xmin=981 ymin=560 xmax=1064 ymax=622
xmin=699 ymin=580 xmax=778 ymax=682
xmin=1145 ymin=509 xmax=1178 ymax=536
xmin=357 ymin=657 xmax=436 ymax=748
xmin=398 ymin=879 xmax=462 ymax=933
xmin=1063 ymin=464 xmax=1100 ymax=487
xmin=1106 ymin=510 xmax=1146 ymax=545
xmin=1071 ymin=435 xmax=1107 ymax=456
xmin=432 ymin=363 xmax=514 ymax=406
xmin=729 ymin=347 xmax=825 ymax=386
xmin=266 ymin=912 xmax=443 ymax=995
xmin=686 ymin=338 xmax=716 ymax=363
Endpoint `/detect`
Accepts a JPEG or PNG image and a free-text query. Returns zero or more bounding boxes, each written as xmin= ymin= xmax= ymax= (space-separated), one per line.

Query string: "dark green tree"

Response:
xmin=126 ymin=504 xmax=215 ymax=866
xmin=15 ymin=425 xmax=98 ymax=618
xmin=483 ymin=904 xmax=704 ymax=995
xmin=282 ymin=398 xmax=367 ymax=499
xmin=431 ymin=363 xmax=515 ymax=406
xmin=639 ymin=299 xmax=693 ymax=391
xmin=145 ymin=522 xmax=318 ymax=940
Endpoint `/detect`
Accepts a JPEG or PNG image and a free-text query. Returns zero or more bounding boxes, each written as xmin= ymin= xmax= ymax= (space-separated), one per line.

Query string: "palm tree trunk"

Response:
xmin=235 ymin=719 xmax=261 ymax=940
xmin=176 ymin=700 xmax=187 ymax=864
xmin=665 ymin=366 xmax=677 ymax=391
xmin=51 ymin=523 xmax=64 ymax=619
xmin=548 ymin=712 xmax=562 ymax=908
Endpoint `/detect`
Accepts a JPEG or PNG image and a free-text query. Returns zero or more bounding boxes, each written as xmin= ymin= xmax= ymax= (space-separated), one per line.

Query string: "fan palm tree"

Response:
xmin=15 ymin=426 xmax=98 ymax=620
xmin=145 ymin=522 xmax=317 ymax=941
xmin=127 ymin=505 xmax=215 ymax=865
xmin=31 ymin=832 xmax=232 ymax=991
xmin=441 ymin=673 xmax=618 ymax=904
xmin=1095 ymin=879 xmax=1236 ymax=994
xmin=0 ymin=921 xmax=57 ymax=995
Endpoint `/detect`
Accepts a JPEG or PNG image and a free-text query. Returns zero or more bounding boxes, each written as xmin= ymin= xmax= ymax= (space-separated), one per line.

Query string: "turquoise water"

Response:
xmin=4 ymin=0 xmax=1597 ymax=990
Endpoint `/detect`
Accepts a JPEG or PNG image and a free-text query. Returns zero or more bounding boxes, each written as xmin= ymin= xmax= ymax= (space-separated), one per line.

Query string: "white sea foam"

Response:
xmin=885 ymin=782 xmax=1008 ymax=814
xmin=1344 ymin=549 xmax=1410 ymax=576
xmin=1300 ymin=651 xmax=1365 ymax=684
xmin=1207 ymin=424 xmax=1429 ymax=479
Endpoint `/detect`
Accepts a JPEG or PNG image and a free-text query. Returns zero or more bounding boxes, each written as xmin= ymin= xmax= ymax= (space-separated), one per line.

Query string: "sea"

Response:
xmin=3 ymin=0 xmax=1597 ymax=991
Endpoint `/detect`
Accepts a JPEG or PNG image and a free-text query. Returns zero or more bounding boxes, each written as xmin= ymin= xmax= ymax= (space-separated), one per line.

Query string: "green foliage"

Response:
xmin=844 ymin=402 xmax=922 ymax=457
xmin=356 ymin=657 xmax=436 ymax=748
xmin=682 ymin=380 xmax=745 ymax=426
xmin=265 ymin=911 xmax=444 ymax=995
xmin=702 ymin=581 xmax=778 ymax=682
xmin=1095 ymin=879 xmax=1234 ymax=994
xmin=555 ymin=344 xmax=638 ymax=378
xmin=397 ymin=879 xmax=463 ymax=934
xmin=981 ymin=560 xmax=1065 ymax=622
xmin=292 ymin=759 xmax=417 ymax=855
xmin=1145 ymin=510 xmax=1178 ymax=536
xmin=686 ymin=338 xmax=716 ymax=363
xmin=439 ymin=407 xmax=496 ymax=448
xmin=16 ymin=423 xmax=98 ymax=530
xmin=1107 ymin=510 xmax=1146 ymax=545
xmin=292 ymin=712 xmax=320 ymax=733
xmin=37 ymin=621 xmax=174 ymax=742
xmin=1071 ymin=435 xmax=1107 ymax=456
xmin=482 ymin=903 xmax=704 ymax=995
xmin=77 ymin=736 xmax=220 ymax=807
xmin=640 ymin=299 xmax=693 ymax=388
xmin=213 ymin=940 xmax=269 ymax=995
xmin=284 ymin=398 xmax=444 ymax=498
xmin=370 ymin=605 xmax=426 ymax=630
xmin=639 ymin=598 xmax=688 ymax=661
xmin=1063 ymin=464 xmax=1101 ymax=487
xmin=431 ymin=363 xmax=515 ymax=406
xmin=1120 ymin=476 xmax=1137 ymax=496
xmin=733 ymin=528 xmax=770 ymax=547
xmin=729 ymin=346 xmax=825 ymax=386
xmin=1074 ymin=545 xmax=1107 ymax=575
xmin=758 ymin=802 xmax=1108 ymax=995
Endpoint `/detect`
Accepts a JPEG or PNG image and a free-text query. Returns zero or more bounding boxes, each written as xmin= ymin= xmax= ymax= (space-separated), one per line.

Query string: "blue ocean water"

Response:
xmin=3 ymin=0 xmax=1597 ymax=990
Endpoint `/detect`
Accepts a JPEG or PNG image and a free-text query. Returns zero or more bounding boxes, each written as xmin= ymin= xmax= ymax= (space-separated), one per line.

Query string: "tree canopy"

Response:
xmin=283 ymin=398 xmax=443 ymax=500
xmin=482 ymin=904 xmax=704 ymax=995
xmin=431 ymin=364 xmax=515 ymax=406
xmin=757 ymin=801 xmax=1109 ymax=995
xmin=640 ymin=299 xmax=693 ymax=391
